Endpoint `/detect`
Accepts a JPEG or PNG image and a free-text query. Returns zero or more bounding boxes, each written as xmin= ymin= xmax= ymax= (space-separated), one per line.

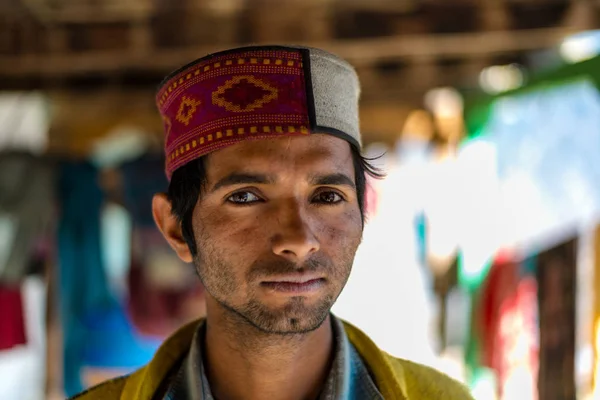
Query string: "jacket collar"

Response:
xmin=120 ymin=317 xmax=408 ymax=400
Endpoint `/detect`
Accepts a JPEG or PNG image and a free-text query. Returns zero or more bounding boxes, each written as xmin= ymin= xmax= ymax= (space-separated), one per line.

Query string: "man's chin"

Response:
xmin=254 ymin=313 xmax=329 ymax=335
xmin=240 ymin=300 xmax=332 ymax=335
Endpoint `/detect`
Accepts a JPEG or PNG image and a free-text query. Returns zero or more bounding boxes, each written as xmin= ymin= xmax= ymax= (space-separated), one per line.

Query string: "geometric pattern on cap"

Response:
xmin=212 ymin=75 xmax=278 ymax=113
xmin=155 ymin=47 xmax=363 ymax=180
xmin=176 ymin=96 xmax=202 ymax=126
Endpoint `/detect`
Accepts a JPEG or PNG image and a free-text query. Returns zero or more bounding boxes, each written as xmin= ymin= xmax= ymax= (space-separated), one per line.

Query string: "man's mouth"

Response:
xmin=260 ymin=274 xmax=326 ymax=294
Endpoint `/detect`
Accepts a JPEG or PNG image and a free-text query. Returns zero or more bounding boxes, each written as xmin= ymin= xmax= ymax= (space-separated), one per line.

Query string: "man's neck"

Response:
xmin=203 ymin=310 xmax=334 ymax=400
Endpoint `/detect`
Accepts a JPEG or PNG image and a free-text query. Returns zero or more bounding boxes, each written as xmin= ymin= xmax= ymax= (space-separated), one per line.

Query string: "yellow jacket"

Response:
xmin=70 ymin=319 xmax=473 ymax=399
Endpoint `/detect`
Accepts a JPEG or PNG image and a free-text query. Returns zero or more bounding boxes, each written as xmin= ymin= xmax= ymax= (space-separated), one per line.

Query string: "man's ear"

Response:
xmin=152 ymin=193 xmax=194 ymax=263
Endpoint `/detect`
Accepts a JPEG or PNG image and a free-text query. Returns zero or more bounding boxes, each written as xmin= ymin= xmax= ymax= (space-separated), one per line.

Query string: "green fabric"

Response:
xmin=464 ymin=55 xmax=600 ymax=138
xmin=459 ymin=55 xmax=600 ymax=393
xmin=70 ymin=318 xmax=474 ymax=400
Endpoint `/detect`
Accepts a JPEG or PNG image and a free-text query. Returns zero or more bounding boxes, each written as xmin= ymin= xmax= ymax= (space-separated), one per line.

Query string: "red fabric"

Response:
xmin=491 ymin=277 xmax=538 ymax=395
xmin=475 ymin=257 xmax=538 ymax=398
xmin=0 ymin=285 xmax=26 ymax=350
xmin=156 ymin=48 xmax=311 ymax=180
xmin=127 ymin=229 xmax=206 ymax=339
xmin=127 ymin=260 xmax=205 ymax=338
xmin=477 ymin=259 xmax=518 ymax=368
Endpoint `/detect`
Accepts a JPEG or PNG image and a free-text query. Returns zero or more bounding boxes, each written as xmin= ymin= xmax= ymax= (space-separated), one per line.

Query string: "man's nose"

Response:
xmin=271 ymin=201 xmax=320 ymax=263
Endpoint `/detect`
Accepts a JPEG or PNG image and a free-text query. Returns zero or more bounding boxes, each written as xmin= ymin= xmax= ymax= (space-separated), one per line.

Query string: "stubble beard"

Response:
xmin=193 ymin=238 xmax=355 ymax=335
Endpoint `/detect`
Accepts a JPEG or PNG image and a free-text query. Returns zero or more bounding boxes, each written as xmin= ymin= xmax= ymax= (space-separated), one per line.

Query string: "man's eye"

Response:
xmin=314 ymin=191 xmax=344 ymax=204
xmin=227 ymin=191 xmax=261 ymax=204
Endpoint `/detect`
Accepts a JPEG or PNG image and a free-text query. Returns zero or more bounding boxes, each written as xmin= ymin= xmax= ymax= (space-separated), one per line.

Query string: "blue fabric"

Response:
xmin=58 ymin=162 xmax=116 ymax=396
xmin=58 ymin=162 xmax=165 ymax=396
xmin=414 ymin=212 xmax=427 ymax=266
xmin=82 ymin=304 xmax=161 ymax=369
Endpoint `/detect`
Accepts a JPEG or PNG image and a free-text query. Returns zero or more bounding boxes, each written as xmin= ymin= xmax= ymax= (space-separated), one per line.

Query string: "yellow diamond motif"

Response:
xmin=212 ymin=75 xmax=279 ymax=113
xmin=176 ymin=96 xmax=202 ymax=126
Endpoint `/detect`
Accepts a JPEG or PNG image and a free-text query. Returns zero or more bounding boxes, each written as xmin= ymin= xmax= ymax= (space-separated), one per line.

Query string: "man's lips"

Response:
xmin=260 ymin=275 xmax=326 ymax=293
xmin=262 ymin=273 xmax=324 ymax=284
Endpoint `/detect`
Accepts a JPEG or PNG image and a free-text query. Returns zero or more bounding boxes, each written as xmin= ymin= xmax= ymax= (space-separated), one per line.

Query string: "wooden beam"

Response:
xmin=18 ymin=0 xmax=154 ymax=24
xmin=0 ymin=27 xmax=574 ymax=77
xmin=333 ymin=0 xmax=416 ymax=13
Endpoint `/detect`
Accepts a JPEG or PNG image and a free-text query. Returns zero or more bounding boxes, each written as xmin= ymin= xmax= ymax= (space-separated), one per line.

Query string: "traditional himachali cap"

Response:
xmin=156 ymin=45 xmax=362 ymax=180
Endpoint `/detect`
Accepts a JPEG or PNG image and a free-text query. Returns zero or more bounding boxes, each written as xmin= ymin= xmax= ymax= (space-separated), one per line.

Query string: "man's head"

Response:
xmin=152 ymin=46 xmax=382 ymax=334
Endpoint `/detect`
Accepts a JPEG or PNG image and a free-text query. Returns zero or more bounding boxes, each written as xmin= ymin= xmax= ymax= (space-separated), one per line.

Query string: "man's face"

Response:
xmin=191 ymin=134 xmax=362 ymax=334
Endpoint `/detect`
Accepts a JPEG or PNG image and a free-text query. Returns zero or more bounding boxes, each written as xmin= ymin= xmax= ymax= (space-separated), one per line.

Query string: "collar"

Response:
xmin=162 ymin=315 xmax=383 ymax=400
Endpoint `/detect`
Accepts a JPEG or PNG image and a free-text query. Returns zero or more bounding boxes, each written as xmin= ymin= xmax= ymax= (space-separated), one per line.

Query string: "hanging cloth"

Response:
xmin=57 ymin=161 xmax=116 ymax=397
xmin=0 ymin=152 xmax=54 ymax=284
xmin=0 ymin=285 xmax=26 ymax=351
xmin=120 ymin=154 xmax=206 ymax=337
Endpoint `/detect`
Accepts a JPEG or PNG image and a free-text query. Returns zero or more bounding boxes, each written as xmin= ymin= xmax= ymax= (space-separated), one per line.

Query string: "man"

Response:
xmin=72 ymin=45 xmax=473 ymax=399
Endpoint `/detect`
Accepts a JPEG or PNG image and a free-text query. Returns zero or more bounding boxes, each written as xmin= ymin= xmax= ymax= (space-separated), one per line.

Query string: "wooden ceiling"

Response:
xmin=2 ymin=0 xmax=598 ymax=96
xmin=2 ymin=0 xmax=599 ymax=151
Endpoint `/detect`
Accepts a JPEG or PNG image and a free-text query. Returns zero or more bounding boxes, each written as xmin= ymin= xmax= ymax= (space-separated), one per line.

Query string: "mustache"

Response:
xmin=246 ymin=255 xmax=333 ymax=280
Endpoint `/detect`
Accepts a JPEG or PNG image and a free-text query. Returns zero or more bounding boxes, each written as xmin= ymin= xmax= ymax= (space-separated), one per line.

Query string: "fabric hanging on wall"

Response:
xmin=0 ymin=93 xmax=49 ymax=154
xmin=127 ymin=231 xmax=205 ymax=338
xmin=77 ymin=300 xmax=162 ymax=371
xmin=120 ymin=153 xmax=168 ymax=228
xmin=57 ymin=161 xmax=116 ymax=397
xmin=120 ymin=154 xmax=206 ymax=338
xmin=0 ymin=285 xmax=26 ymax=351
xmin=0 ymin=276 xmax=47 ymax=400
xmin=0 ymin=152 xmax=54 ymax=284
xmin=77 ymin=202 xmax=162 ymax=371
xmin=466 ymin=254 xmax=539 ymax=399
xmin=57 ymin=196 xmax=164 ymax=392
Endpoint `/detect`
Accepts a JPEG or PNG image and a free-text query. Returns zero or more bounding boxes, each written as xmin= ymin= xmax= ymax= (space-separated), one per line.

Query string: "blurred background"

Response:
xmin=2 ymin=0 xmax=600 ymax=399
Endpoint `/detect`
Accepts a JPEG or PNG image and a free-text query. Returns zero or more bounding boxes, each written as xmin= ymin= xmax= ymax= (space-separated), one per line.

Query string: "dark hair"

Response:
xmin=167 ymin=144 xmax=385 ymax=256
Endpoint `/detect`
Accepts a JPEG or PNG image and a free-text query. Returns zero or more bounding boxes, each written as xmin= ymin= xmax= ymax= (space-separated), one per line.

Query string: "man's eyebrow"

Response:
xmin=210 ymin=173 xmax=275 ymax=192
xmin=310 ymin=173 xmax=356 ymax=189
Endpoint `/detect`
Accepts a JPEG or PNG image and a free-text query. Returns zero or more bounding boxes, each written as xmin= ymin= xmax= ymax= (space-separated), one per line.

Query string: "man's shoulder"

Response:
xmin=342 ymin=319 xmax=473 ymax=399
xmin=384 ymin=355 xmax=474 ymax=399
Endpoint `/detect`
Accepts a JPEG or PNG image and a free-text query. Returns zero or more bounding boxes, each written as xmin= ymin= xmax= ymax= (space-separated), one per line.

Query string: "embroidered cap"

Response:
xmin=156 ymin=45 xmax=361 ymax=180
